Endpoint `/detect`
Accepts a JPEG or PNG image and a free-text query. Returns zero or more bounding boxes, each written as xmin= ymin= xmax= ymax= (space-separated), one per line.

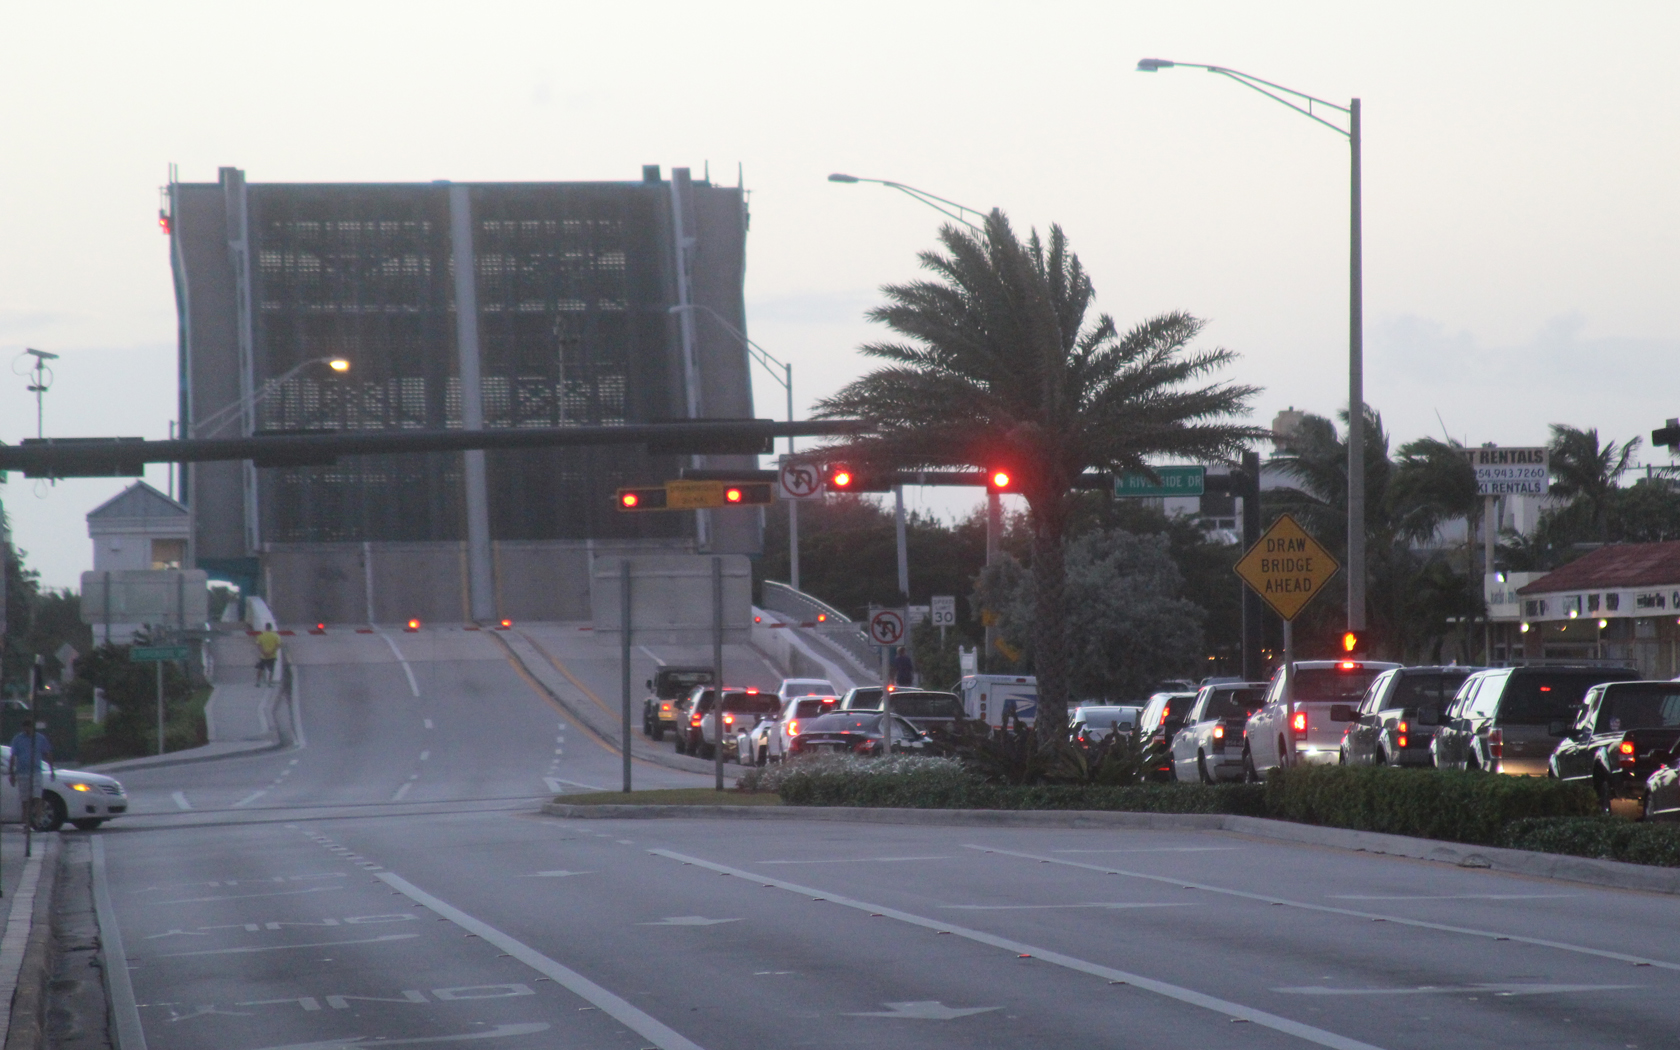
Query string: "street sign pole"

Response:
xmin=712 ymin=557 xmax=724 ymax=792
xmin=620 ymin=560 xmax=632 ymax=794
xmin=1282 ymin=619 xmax=1295 ymax=767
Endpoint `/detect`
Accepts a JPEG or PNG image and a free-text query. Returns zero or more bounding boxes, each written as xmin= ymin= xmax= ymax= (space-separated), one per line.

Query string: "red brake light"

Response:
xmin=1398 ymin=720 xmax=1409 ymax=735
xmin=1397 ymin=735 xmax=1409 ymax=748
xmin=1291 ymin=711 xmax=1307 ymax=733
xmin=1488 ymin=727 xmax=1504 ymax=759
xmin=1539 ymin=686 xmax=1552 ymax=692
xmin=1339 ymin=661 xmax=1357 ymax=670
xmin=661 ymin=703 xmax=671 ymax=712
xmin=746 ymin=687 xmax=759 ymax=694
xmin=724 ymin=713 xmax=735 ymax=725
xmin=786 ymin=719 xmax=799 ymax=737
xmin=1213 ymin=725 xmax=1225 ymax=740
xmin=1619 ymin=739 xmax=1637 ymax=756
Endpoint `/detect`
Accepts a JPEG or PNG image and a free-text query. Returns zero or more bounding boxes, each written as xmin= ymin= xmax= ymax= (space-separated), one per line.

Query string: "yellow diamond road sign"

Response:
xmin=1234 ymin=513 xmax=1341 ymax=622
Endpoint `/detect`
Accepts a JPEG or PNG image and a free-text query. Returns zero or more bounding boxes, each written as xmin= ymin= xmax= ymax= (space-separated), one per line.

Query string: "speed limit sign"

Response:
xmin=868 ymin=608 xmax=906 ymax=646
xmin=778 ymin=456 xmax=824 ymax=501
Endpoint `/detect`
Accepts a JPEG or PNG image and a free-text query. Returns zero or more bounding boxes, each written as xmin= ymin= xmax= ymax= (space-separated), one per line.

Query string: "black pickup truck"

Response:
xmin=641 ymin=667 xmax=713 ymax=741
xmin=1550 ymin=680 xmax=1680 ymax=810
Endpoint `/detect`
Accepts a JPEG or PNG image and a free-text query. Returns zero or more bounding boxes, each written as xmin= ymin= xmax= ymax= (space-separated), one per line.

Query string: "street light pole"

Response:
xmin=192 ymin=355 xmax=351 ymax=438
xmin=1137 ymin=58 xmax=1366 ymax=634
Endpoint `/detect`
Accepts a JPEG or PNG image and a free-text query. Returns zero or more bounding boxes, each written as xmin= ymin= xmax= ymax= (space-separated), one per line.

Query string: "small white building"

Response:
xmin=87 ymin=482 xmax=189 ymax=571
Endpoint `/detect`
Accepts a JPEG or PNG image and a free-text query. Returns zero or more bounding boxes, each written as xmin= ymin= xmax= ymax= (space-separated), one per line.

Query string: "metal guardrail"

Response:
xmin=760 ymin=581 xmax=879 ymax=673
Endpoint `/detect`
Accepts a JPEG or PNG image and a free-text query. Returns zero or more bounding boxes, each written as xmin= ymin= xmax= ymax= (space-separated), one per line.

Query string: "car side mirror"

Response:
xmin=1330 ymin=704 xmax=1356 ymax=723
xmin=1547 ymin=718 xmax=1570 ymax=737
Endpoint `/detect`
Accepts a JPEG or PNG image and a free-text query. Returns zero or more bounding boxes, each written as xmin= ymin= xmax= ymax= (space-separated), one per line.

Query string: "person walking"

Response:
xmin=256 ymin=623 xmax=282 ymax=687
xmin=893 ymin=646 xmax=915 ymax=687
xmin=9 ymin=719 xmax=55 ymax=828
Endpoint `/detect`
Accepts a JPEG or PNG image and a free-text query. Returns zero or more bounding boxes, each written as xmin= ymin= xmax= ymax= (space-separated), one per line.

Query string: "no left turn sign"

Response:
xmin=868 ymin=608 xmax=906 ymax=646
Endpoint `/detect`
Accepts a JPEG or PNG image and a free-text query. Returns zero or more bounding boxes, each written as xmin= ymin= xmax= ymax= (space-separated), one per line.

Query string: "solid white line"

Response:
xmin=377 ymin=872 xmax=708 ymax=1050
xmin=392 ymin=782 xmax=413 ymax=802
xmin=419 ymin=750 xmax=431 ymax=761
xmin=423 ymin=718 xmax=435 ymax=729
xmin=757 ymin=855 xmax=954 ymax=865
xmin=966 ymin=845 xmax=1680 ymax=973
xmin=650 ymin=849 xmax=1385 ymax=1050
xmin=234 ymin=790 xmax=267 ymax=807
xmin=637 ymin=645 xmax=666 ymax=667
xmin=289 ymin=666 xmax=308 ymax=748
xmin=92 ymin=838 xmax=148 ymax=1050
xmin=373 ymin=627 xmax=421 ymax=698
xmin=246 ymin=1023 xmax=550 ymax=1050
xmin=171 ymin=791 xmax=192 ymax=811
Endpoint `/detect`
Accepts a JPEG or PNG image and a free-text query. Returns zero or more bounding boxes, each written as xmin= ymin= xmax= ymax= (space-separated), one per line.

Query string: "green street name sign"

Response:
xmin=130 ymin=645 xmax=189 ymax=662
xmin=1113 ymin=466 xmax=1206 ymax=498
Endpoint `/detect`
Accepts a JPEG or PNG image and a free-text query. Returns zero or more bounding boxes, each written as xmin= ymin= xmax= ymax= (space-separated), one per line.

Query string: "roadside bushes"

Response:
xmin=1265 ymin=764 xmax=1594 ymax=845
xmin=751 ymin=754 xmax=1265 ymax=815
xmin=1504 ymin=817 xmax=1680 ymax=868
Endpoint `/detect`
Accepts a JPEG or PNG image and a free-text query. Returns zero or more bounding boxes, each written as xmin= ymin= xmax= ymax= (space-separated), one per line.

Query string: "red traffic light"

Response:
xmin=725 ymin=487 xmax=743 ymax=503
xmin=621 ymin=492 xmax=639 ymax=508
xmin=986 ymin=469 xmax=1016 ymax=494
xmin=615 ymin=486 xmax=668 ymax=511
xmin=828 ymin=465 xmax=854 ymax=489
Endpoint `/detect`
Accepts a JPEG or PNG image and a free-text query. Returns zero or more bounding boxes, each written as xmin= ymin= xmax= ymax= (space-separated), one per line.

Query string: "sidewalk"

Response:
xmin=0 ymin=827 xmax=59 ymax=1047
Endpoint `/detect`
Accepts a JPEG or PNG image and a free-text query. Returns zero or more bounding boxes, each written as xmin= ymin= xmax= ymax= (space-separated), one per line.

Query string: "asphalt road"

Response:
xmin=89 ymin=628 xmax=1679 ymax=1050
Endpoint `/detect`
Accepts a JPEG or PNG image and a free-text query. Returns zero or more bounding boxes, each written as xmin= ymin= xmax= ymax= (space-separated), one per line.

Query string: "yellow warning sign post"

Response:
xmin=1234 ymin=513 xmax=1341 ymax=622
xmin=1233 ymin=513 xmax=1341 ymax=768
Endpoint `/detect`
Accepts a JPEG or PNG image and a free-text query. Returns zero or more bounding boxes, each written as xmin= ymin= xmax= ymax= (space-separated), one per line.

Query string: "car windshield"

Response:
xmin=845 ymin=689 xmax=884 ymax=710
xmin=806 ymin=714 xmax=881 ymax=733
xmin=783 ymin=680 xmax=834 ymax=697
xmin=1202 ymin=688 xmax=1266 ymax=720
xmin=886 ymin=692 xmax=961 ymax=717
xmin=1503 ymin=671 xmax=1639 ymax=725
xmin=719 ymin=693 xmax=779 ymax=714
xmin=1596 ymin=684 xmax=1680 ymax=731
xmin=791 ymin=697 xmax=837 ymax=718
xmin=1079 ymin=709 xmax=1137 ymax=729
xmin=662 ymin=671 xmax=712 ymax=689
xmin=1389 ymin=672 xmax=1471 ymax=715
xmin=1292 ymin=667 xmax=1384 ymax=702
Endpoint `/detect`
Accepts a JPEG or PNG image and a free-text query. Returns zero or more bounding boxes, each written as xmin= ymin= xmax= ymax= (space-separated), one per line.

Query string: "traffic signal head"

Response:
xmin=1655 ymin=418 xmax=1680 ymax=450
xmin=1340 ymin=630 xmax=1367 ymax=655
xmin=723 ymin=483 xmax=774 ymax=506
xmin=616 ymin=486 xmax=668 ymax=511
xmin=986 ymin=469 xmax=1016 ymax=494
xmin=825 ymin=464 xmax=855 ymax=490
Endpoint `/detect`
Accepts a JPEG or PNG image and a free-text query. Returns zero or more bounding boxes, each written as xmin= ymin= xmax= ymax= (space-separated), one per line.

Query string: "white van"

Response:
xmin=958 ymin=675 xmax=1038 ymax=729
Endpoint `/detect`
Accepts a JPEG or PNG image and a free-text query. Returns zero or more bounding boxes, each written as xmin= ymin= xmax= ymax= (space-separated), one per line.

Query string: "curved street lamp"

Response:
xmin=192 ymin=355 xmax=351 ymax=438
xmin=1137 ymin=57 xmax=1367 ymax=639
xmin=827 ymin=174 xmax=986 ymax=230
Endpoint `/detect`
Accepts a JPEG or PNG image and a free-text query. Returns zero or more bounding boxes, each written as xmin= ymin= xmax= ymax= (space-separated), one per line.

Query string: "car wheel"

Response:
xmin=1338 ymin=749 xmax=1347 ymax=766
xmin=1197 ymin=752 xmax=1214 ymax=785
xmin=1466 ymin=752 xmax=1482 ymax=773
xmin=1374 ymin=747 xmax=1387 ymax=766
xmin=698 ymin=742 xmax=716 ymax=760
xmin=650 ymin=722 xmax=664 ymax=742
xmin=71 ymin=819 xmax=104 ymax=831
xmin=641 ymin=712 xmax=651 ymax=737
xmin=31 ymin=793 xmax=66 ymax=833
xmin=1277 ymin=738 xmax=1291 ymax=769
xmin=1242 ymin=748 xmax=1260 ymax=783
xmin=1595 ymin=776 xmax=1613 ymax=814
xmin=673 ymin=733 xmax=687 ymax=755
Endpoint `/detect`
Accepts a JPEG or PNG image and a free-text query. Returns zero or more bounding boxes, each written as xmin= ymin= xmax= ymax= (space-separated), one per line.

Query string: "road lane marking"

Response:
xmin=650 ymin=849 xmax=1385 ymax=1050
xmin=391 ymin=783 xmax=413 ymax=802
xmin=523 ymin=871 xmax=593 ymax=878
xmin=92 ymin=838 xmax=149 ymax=1050
xmin=372 ymin=628 xmax=421 ymax=697
xmin=376 ymin=872 xmax=708 ymax=1050
xmin=419 ymin=750 xmax=430 ymax=761
xmin=966 ymin=844 xmax=1680 ymax=973
xmin=638 ymin=645 xmax=666 ymax=667
xmin=234 ymin=790 xmax=267 ymax=807
xmin=159 ymin=933 xmax=418 ymax=957
xmin=757 ymin=855 xmax=954 ymax=865
xmin=512 ymin=631 xmax=617 ymax=720
xmin=171 ymin=792 xmax=192 ymax=810
xmin=1329 ymin=894 xmax=1577 ymax=901
xmin=845 ymin=1001 xmax=1000 ymax=1020
xmin=542 ymin=778 xmax=607 ymax=794
xmin=940 ymin=903 xmax=1191 ymax=911
xmin=636 ymin=916 xmax=740 ymax=926
xmin=424 ymin=719 xmax=434 ymax=729
xmin=158 ymin=887 xmax=340 ymax=905
xmin=1051 ymin=847 xmax=1240 ymax=854
xmin=1275 ymin=983 xmax=1640 ymax=996
xmin=243 ymin=1021 xmax=550 ymax=1049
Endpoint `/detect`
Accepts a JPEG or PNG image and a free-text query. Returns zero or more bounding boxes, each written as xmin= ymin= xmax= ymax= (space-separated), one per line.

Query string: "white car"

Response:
xmin=778 ymin=678 xmax=836 ymax=703
xmin=1243 ymin=660 xmax=1398 ymax=778
xmin=2 ymin=747 xmax=128 ymax=831
xmin=740 ymin=694 xmax=841 ymax=765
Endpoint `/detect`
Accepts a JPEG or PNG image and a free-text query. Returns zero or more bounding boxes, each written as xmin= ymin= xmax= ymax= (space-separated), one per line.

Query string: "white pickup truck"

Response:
xmin=1242 ymin=659 xmax=1398 ymax=778
xmin=1169 ymin=682 xmax=1270 ymax=783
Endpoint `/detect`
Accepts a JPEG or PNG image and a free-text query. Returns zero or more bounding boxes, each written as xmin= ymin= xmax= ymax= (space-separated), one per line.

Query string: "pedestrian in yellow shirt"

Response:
xmin=255 ymin=623 xmax=282 ymax=686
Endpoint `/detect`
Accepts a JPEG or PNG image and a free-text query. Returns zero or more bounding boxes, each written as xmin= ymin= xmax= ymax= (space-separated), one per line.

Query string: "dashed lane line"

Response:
xmin=171 ymin=791 xmax=192 ymax=810
xmin=649 ymin=848 xmax=1385 ymax=1050
xmin=372 ymin=626 xmax=421 ymax=698
xmin=966 ymin=844 xmax=1680 ymax=973
xmin=377 ymin=871 xmax=707 ymax=1050
xmin=234 ymin=790 xmax=267 ymax=808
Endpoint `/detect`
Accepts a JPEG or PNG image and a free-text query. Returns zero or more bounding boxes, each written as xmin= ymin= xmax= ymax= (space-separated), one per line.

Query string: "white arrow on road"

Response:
xmin=245 ymin=1021 xmax=551 ymax=1050
xmin=846 ymin=1001 xmax=1001 ymax=1020
xmin=636 ymin=916 xmax=741 ymax=926
xmin=523 ymin=871 xmax=593 ymax=878
xmin=1276 ymin=983 xmax=1640 ymax=997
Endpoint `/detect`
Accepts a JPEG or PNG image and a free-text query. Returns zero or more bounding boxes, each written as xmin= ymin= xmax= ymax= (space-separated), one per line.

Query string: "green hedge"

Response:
xmin=1504 ymin=816 xmax=1680 ymax=868
xmin=1264 ymin=764 xmax=1595 ymax=846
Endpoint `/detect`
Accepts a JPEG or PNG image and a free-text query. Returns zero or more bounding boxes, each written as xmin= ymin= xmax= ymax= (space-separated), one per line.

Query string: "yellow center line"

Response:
xmin=484 ymin=631 xmax=667 ymax=771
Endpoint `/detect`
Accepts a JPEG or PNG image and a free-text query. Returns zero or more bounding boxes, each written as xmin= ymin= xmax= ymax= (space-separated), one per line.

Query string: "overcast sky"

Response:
xmin=3 ymin=1 xmax=1678 ymax=590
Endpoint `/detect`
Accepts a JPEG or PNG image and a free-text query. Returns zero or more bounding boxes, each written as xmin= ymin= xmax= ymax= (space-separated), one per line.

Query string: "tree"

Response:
xmin=816 ymin=212 xmax=1261 ymax=741
xmin=974 ymin=529 xmax=1205 ymax=701
xmin=1548 ymin=424 xmax=1640 ymax=540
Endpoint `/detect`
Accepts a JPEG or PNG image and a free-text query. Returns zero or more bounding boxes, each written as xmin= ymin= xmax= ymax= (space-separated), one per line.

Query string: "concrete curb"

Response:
xmin=88 ymin=681 xmax=291 ymax=774
xmin=539 ymin=803 xmax=1680 ymax=896
xmin=1 ymin=835 xmax=61 ymax=1050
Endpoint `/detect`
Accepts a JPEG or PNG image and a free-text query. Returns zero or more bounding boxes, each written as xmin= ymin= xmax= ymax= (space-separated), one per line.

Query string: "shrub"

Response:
xmin=1265 ymin=764 xmax=1595 ymax=846
xmin=1504 ymin=816 xmax=1680 ymax=868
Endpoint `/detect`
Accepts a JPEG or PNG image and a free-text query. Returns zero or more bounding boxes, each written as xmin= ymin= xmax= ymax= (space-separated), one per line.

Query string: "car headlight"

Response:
xmin=70 ymin=783 xmax=92 ymax=792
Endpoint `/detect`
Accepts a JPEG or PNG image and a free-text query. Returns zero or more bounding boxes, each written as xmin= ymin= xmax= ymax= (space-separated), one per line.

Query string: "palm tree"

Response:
xmin=1548 ymin=424 xmax=1640 ymax=540
xmin=815 ymin=212 xmax=1262 ymax=740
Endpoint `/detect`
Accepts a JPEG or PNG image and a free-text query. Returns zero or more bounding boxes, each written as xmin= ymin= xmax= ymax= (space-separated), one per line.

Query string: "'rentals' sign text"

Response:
xmin=1461 ymin=446 xmax=1549 ymax=496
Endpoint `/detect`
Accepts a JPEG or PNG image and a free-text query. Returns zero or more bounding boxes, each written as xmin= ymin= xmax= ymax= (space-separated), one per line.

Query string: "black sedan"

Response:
xmin=1550 ymin=680 xmax=1680 ymax=810
xmin=784 ymin=712 xmax=931 ymax=757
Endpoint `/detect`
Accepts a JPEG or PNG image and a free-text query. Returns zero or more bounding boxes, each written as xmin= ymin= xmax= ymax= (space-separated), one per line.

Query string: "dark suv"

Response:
xmin=1341 ymin=666 xmax=1478 ymax=767
xmin=1550 ymin=680 xmax=1680 ymax=809
xmin=1432 ymin=665 xmax=1640 ymax=775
